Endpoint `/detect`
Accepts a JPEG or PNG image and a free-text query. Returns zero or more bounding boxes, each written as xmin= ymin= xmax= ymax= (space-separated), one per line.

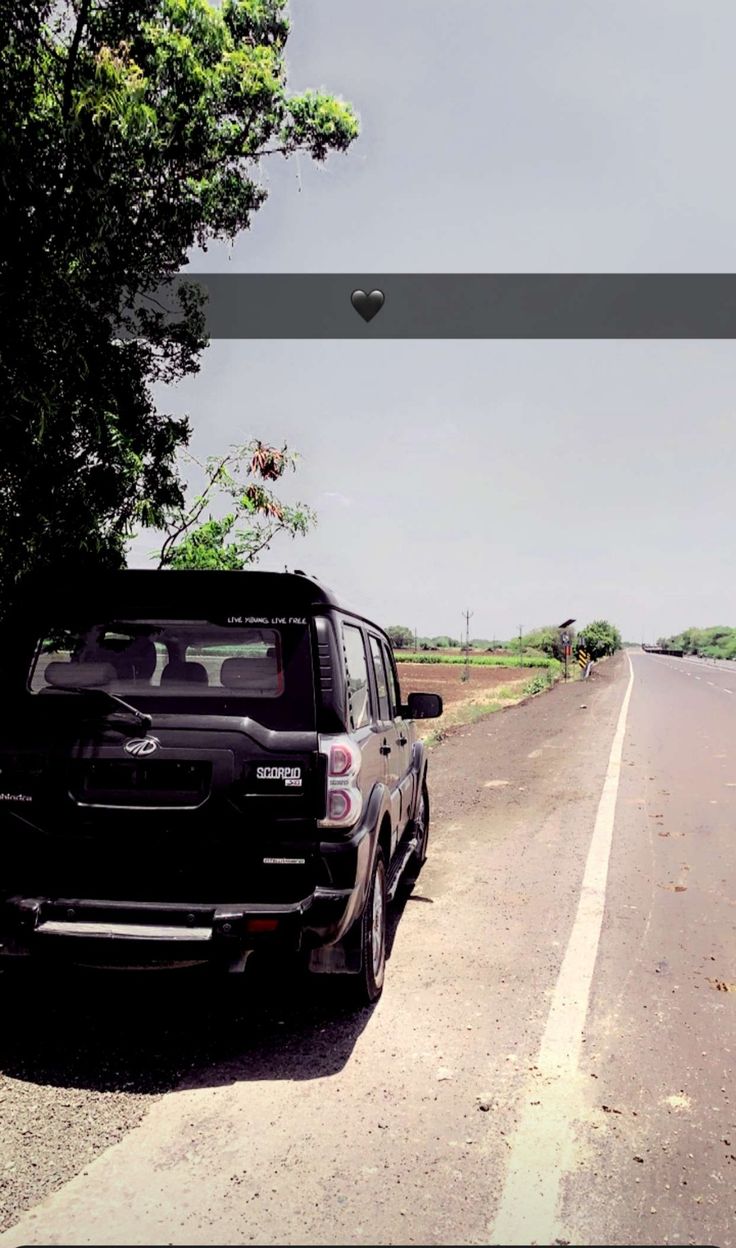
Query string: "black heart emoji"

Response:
xmin=351 ymin=289 xmax=385 ymax=322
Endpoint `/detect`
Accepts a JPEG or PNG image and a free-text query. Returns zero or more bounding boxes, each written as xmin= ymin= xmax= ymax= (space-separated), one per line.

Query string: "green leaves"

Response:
xmin=285 ymin=90 xmax=360 ymax=160
xmin=0 ymin=1 xmax=357 ymax=617
xmin=575 ymin=620 xmax=622 ymax=661
xmin=659 ymin=625 xmax=736 ymax=660
xmin=156 ymin=439 xmax=316 ymax=571
xmin=385 ymin=626 xmax=415 ymax=649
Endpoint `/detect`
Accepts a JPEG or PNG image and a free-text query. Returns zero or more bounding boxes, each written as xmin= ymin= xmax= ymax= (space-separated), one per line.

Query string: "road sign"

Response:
xmin=578 ymin=648 xmax=590 ymax=669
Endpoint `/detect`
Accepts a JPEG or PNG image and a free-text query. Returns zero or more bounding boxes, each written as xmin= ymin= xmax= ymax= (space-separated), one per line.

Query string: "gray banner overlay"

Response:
xmin=142 ymin=274 xmax=736 ymax=338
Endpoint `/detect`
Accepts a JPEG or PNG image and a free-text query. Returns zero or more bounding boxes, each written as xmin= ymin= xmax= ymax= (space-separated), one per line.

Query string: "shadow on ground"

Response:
xmin=0 ymin=886 xmax=425 ymax=1097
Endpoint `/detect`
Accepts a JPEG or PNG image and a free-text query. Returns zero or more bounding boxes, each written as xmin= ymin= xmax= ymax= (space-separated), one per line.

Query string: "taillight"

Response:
xmin=329 ymin=743 xmax=353 ymax=776
xmin=327 ymin=789 xmax=351 ymax=820
xmin=318 ymin=734 xmax=363 ymax=829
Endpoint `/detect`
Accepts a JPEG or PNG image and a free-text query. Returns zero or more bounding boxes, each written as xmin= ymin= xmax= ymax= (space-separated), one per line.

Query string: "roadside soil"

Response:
xmin=401 ymin=663 xmax=578 ymax=738
xmin=397 ymin=662 xmax=534 ymax=707
xmin=398 ymin=661 xmax=553 ymax=740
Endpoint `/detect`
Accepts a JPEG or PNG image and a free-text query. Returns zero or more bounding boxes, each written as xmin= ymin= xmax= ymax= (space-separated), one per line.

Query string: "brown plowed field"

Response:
xmin=397 ymin=661 xmax=531 ymax=706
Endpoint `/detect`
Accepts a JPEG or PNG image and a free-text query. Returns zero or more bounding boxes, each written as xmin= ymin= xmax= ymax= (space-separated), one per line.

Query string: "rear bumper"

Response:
xmin=0 ymin=795 xmax=381 ymax=971
xmin=0 ymin=885 xmax=357 ymax=970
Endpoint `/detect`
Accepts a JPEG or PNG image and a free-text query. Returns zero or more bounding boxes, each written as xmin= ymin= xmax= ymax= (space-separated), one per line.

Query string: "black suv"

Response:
xmin=0 ymin=569 xmax=442 ymax=1003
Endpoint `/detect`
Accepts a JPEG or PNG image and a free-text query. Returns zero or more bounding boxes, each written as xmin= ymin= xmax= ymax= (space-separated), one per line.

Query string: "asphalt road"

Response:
xmin=0 ymin=650 xmax=734 ymax=1246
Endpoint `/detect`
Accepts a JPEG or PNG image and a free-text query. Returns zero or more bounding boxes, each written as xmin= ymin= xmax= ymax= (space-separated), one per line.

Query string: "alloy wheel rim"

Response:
xmin=371 ymin=870 xmax=385 ymax=978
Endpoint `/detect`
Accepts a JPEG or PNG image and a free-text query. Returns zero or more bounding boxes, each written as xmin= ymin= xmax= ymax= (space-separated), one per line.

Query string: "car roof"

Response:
xmin=13 ymin=569 xmax=389 ymax=639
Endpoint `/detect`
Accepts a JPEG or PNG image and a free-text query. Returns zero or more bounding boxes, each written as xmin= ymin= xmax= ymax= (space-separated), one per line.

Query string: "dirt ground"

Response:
xmin=397 ymin=661 xmax=538 ymax=738
xmin=396 ymin=661 xmax=532 ymax=707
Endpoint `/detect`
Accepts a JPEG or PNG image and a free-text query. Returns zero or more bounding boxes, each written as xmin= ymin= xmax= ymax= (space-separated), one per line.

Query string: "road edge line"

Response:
xmin=488 ymin=651 xmax=635 ymax=1244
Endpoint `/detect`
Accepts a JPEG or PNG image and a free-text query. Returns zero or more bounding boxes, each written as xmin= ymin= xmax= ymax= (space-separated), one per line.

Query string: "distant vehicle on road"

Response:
xmin=0 ymin=570 xmax=442 ymax=1005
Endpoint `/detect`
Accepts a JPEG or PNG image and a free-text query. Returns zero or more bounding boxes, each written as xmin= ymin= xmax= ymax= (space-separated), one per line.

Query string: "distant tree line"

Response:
xmin=656 ymin=626 xmax=736 ymax=660
xmin=385 ymin=619 xmax=622 ymax=661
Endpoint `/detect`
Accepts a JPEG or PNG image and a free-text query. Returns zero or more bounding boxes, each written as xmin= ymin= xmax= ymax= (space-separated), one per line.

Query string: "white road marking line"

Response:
xmin=489 ymin=653 xmax=635 ymax=1245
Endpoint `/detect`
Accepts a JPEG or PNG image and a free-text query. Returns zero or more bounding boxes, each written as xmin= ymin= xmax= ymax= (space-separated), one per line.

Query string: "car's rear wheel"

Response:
xmin=400 ymin=780 xmax=430 ymax=893
xmin=413 ymin=780 xmax=430 ymax=868
xmin=341 ymin=848 xmax=387 ymax=1007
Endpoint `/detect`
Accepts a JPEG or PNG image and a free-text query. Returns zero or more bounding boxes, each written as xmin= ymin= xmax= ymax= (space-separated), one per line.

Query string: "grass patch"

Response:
xmin=420 ymin=666 xmax=563 ymax=748
xmin=396 ymin=652 xmax=558 ymax=670
xmin=523 ymin=671 xmax=554 ymax=695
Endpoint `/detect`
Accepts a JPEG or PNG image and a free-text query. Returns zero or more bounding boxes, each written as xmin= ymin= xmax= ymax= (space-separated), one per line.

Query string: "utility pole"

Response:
xmin=558 ymin=618 xmax=576 ymax=683
xmin=519 ymin=624 xmax=523 ymax=664
xmin=462 ymin=609 xmax=473 ymax=682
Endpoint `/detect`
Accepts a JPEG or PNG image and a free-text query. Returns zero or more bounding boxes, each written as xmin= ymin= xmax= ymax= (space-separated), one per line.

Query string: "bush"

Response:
xmin=524 ymin=673 xmax=549 ymax=695
xmin=576 ymin=620 xmax=622 ymax=660
xmin=659 ymin=626 xmax=736 ymax=660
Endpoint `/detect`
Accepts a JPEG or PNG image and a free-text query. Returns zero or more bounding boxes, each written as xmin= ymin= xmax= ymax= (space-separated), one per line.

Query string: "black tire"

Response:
xmin=400 ymin=780 xmax=430 ymax=892
xmin=412 ymin=780 xmax=430 ymax=868
xmin=343 ymin=848 xmax=387 ymax=1007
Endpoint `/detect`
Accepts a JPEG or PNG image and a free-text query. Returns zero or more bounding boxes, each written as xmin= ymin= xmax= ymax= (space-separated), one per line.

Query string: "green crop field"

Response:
xmin=394 ymin=652 xmax=559 ymax=670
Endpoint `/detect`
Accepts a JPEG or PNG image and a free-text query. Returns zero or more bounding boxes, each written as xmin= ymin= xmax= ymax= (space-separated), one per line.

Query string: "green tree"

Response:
xmin=0 ymin=1 xmax=358 ymax=615
xmin=385 ymin=625 xmax=415 ymax=650
xmin=519 ymin=625 xmax=575 ymax=661
xmin=660 ymin=625 xmax=736 ymax=660
xmin=157 ymin=439 xmax=315 ymax=569
xmin=576 ymin=620 xmax=622 ymax=660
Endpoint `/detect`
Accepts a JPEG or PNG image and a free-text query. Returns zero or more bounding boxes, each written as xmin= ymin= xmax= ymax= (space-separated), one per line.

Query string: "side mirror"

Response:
xmin=405 ymin=691 xmax=443 ymax=719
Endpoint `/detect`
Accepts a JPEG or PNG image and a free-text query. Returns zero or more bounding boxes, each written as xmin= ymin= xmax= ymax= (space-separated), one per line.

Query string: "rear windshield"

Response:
xmin=27 ymin=617 xmax=315 ymax=730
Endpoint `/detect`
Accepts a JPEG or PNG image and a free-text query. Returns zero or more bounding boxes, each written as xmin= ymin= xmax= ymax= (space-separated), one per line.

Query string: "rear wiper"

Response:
xmin=51 ymin=686 xmax=152 ymax=733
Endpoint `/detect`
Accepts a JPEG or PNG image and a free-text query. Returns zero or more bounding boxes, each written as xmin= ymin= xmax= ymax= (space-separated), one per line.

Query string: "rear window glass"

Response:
xmin=27 ymin=618 xmax=314 ymax=728
xmin=368 ymin=635 xmax=391 ymax=721
xmin=342 ymin=624 xmax=370 ymax=730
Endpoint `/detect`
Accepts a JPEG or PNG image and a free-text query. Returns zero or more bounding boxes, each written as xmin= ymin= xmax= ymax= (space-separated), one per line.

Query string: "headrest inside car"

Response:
xmin=161 ymin=661 xmax=208 ymax=685
xmin=220 ymin=656 xmax=278 ymax=690
xmin=44 ymin=661 xmax=117 ymax=688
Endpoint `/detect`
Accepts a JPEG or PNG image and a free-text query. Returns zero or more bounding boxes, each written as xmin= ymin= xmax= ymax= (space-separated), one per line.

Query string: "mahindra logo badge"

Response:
xmin=124 ymin=736 xmax=160 ymax=757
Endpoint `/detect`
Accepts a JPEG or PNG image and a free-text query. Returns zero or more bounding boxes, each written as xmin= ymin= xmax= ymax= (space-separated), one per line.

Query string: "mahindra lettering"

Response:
xmin=0 ymin=570 xmax=442 ymax=1003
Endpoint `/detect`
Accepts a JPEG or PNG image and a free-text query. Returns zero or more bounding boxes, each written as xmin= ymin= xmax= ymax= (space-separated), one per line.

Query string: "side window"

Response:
xmin=369 ymin=635 xmax=391 ymax=722
xmin=382 ymin=642 xmax=402 ymax=717
xmin=342 ymin=623 xmax=370 ymax=729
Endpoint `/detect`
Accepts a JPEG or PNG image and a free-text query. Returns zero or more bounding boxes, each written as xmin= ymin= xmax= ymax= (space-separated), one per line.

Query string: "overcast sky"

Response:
xmin=128 ymin=0 xmax=736 ymax=643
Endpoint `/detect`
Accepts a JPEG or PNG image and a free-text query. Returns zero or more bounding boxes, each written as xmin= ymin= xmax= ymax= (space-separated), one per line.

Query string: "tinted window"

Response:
xmin=369 ymin=636 xmax=391 ymax=721
xmin=26 ymin=618 xmax=314 ymax=729
xmin=382 ymin=642 xmax=402 ymax=716
xmin=342 ymin=624 xmax=370 ymax=729
xmin=30 ymin=621 xmax=283 ymax=695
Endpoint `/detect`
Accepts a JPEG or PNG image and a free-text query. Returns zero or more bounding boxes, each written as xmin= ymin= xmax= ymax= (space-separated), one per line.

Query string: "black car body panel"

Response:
xmin=0 ymin=569 xmax=442 ymax=976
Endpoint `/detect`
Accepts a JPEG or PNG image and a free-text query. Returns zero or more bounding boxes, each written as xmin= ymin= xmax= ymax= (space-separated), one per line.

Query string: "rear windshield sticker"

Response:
xmin=222 ymin=616 xmax=307 ymax=626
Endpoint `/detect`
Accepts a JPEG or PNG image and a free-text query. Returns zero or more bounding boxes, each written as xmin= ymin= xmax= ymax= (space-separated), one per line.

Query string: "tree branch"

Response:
xmin=157 ymin=453 xmax=231 ymax=568
xmin=62 ymin=0 xmax=92 ymax=122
